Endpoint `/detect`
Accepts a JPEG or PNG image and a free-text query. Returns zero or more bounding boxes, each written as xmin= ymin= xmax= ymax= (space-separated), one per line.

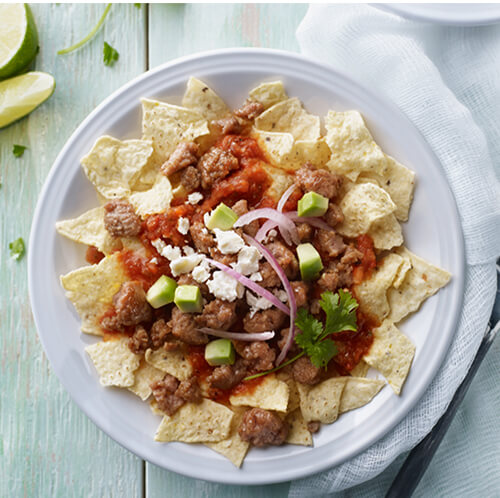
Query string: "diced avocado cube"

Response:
xmin=206 ymin=203 xmax=239 ymax=230
xmin=205 ymin=339 xmax=235 ymax=366
xmin=297 ymin=243 xmax=323 ymax=281
xmin=297 ymin=191 xmax=329 ymax=217
xmin=146 ymin=275 xmax=177 ymax=309
xmin=174 ymin=285 xmax=202 ymax=313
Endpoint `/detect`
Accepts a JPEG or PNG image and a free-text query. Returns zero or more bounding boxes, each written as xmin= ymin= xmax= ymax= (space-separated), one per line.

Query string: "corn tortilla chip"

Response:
xmin=229 ymin=374 xmax=289 ymax=412
xmin=60 ymin=254 xmax=128 ymax=336
xmin=368 ymin=213 xmax=404 ymax=250
xmin=262 ymin=164 xmax=294 ymax=202
xmin=339 ymin=377 xmax=385 ymax=414
xmin=141 ymin=98 xmax=209 ymax=168
xmin=325 ymin=110 xmax=387 ymax=181
xmin=337 ymin=183 xmax=396 ymax=238
xmin=285 ymin=409 xmax=313 ymax=446
xmin=155 ymin=399 xmax=233 ymax=443
xmin=363 ymin=320 xmax=415 ymax=395
xmin=276 ymin=371 xmax=301 ymax=413
xmin=145 ymin=348 xmax=192 ymax=381
xmin=128 ymin=361 xmax=165 ymax=401
xmin=85 ymin=337 xmax=140 ymax=387
xmin=387 ymin=248 xmax=451 ymax=324
xmin=81 ymin=136 xmax=153 ymax=200
xmin=56 ymin=206 xmax=120 ymax=255
xmin=205 ymin=407 xmax=250 ymax=468
xmin=254 ymin=97 xmax=320 ymax=141
xmin=297 ymin=377 xmax=346 ymax=424
xmin=350 ymin=360 xmax=370 ymax=378
xmin=355 ymin=253 xmax=406 ymax=320
xmin=182 ymin=77 xmax=230 ymax=121
xmin=129 ymin=174 xmax=172 ymax=218
xmin=248 ymin=81 xmax=288 ymax=109
xmin=393 ymin=256 xmax=412 ymax=289
xmin=253 ymin=130 xmax=295 ymax=163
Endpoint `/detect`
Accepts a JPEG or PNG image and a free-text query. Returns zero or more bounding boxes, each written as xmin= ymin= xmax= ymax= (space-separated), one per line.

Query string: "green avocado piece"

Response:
xmin=205 ymin=339 xmax=235 ymax=366
xmin=297 ymin=243 xmax=323 ymax=281
xmin=206 ymin=203 xmax=239 ymax=230
xmin=146 ymin=275 xmax=177 ymax=309
xmin=297 ymin=191 xmax=329 ymax=217
xmin=174 ymin=284 xmax=203 ymax=313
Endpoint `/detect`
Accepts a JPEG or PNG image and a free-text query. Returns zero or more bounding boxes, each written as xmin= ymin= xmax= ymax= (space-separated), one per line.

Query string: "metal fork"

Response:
xmin=386 ymin=260 xmax=500 ymax=497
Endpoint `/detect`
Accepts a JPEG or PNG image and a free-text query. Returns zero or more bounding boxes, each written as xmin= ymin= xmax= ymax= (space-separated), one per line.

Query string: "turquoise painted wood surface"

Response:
xmin=0 ymin=4 xmax=306 ymax=497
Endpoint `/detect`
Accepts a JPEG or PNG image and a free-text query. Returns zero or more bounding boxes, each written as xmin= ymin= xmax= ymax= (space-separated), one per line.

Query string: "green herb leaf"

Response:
xmin=320 ymin=289 xmax=358 ymax=336
xmin=295 ymin=307 xmax=323 ymax=349
xmin=134 ymin=3 xmax=141 ymax=8
xmin=103 ymin=41 xmax=119 ymax=67
xmin=13 ymin=145 xmax=27 ymax=158
xmin=307 ymin=339 xmax=337 ymax=368
xmin=9 ymin=237 xmax=25 ymax=261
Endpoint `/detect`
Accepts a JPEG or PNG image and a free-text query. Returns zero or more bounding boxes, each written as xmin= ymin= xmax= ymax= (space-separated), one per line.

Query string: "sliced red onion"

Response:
xmin=206 ymin=258 xmax=290 ymax=315
xmin=244 ymin=235 xmax=297 ymax=365
xmin=286 ymin=211 xmax=334 ymax=232
xmin=277 ymin=184 xmax=298 ymax=212
xmin=233 ymin=208 xmax=299 ymax=245
xmin=197 ymin=328 xmax=275 ymax=341
xmin=256 ymin=219 xmax=278 ymax=243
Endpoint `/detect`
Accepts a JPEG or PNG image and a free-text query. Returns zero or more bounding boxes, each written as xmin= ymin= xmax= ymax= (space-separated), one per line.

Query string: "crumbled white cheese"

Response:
xmin=231 ymin=246 xmax=261 ymax=275
xmin=273 ymin=289 xmax=288 ymax=303
xmin=264 ymin=229 xmax=278 ymax=243
xmin=250 ymin=271 xmax=263 ymax=282
xmin=150 ymin=257 xmax=158 ymax=265
xmin=203 ymin=211 xmax=212 ymax=228
xmin=183 ymin=245 xmax=195 ymax=256
xmin=207 ymin=271 xmax=244 ymax=302
xmin=177 ymin=217 xmax=190 ymax=235
xmin=161 ymin=244 xmax=182 ymax=261
xmin=246 ymin=291 xmax=273 ymax=317
xmin=192 ymin=259 xmax=211 ymax=283
xmin=170 ymin=254 xmax=204 ymax=276
xmin=213 ymin=228 xmax=245 ymax=254
xmin=187 ymin=192 xmax=203 ymax=205
xmin=151 ymin=238 xmax=166 ymax=254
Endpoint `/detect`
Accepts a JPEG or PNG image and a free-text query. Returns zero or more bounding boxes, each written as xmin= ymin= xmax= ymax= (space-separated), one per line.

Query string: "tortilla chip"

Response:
xmin=81 ymin=135 xmax=153 ymax=200
xmin=339 ymin=377 xmax=385 ymax=414
xmin=350 ymin=360 xmax=370 ymax=378
xmin=249 ymin=81 xmax=288 ymax=109
xmin=229 ymin=374 xmax=289 ymax=412
xmin=297 ymin=377 xmax=346 ymax=424
xmin=254 ymin=97 xmax=320 ymax=141
xmin=355 ymin=253 xmax=406 ymax=320
xmin=85 ymin=337 xmax=140 ymax=387
xmin=56 ymin=206 xmax=120 ymax=255
xmin=128 ymin=361 xmax=165 ymax=400
xmin=262 ymin=164 xmax=294 ymax=202
xmin=154 ymin=399 xmax=234 ymax=443
xmin=206 ymin=407 xmax=250 ymax=467
xmin=285 ymin=409 xmax=313 ymax=446
xmin=387 ymin=248 xmax=451 ymax=324
xmin=141 ymin=98 xmax=209 ymax=167
xmin=276 ymin=371 xmax=301 ymax=413
xmin=253 ymin=130 xmax=295 ymax=163
xmin=129 ymin=174 xmax=172 ymax=217
xmin=393 ymin=256 xmax=412 ymax=289
xmin=363 ymin=320 xmax=415 ymax=395
xmin=60 ymin=253 xmax=127 ymax=336
xmin=325 ymin=110 xmax=386 ymax=181
xmin=337 ymin=183 xmax=396 ymax=238
xmin=287 ymin=139 xmax=331 ymax=169
xmin=361 ymin=156 xmax=416 ymax=222
xmin=145 ymin=348 xmax=192 ymax=381
xmin=182 ymin=77 xmax=229 ymax=121
xmin=368 ymin=213 xmax=403 ymax=250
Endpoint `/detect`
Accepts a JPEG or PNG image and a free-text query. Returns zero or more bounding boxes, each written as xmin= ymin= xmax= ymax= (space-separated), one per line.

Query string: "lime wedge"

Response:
xmin=0 ymin=72 xmax=55 ymax=128
xmin=0 ymin=4 xmax=39 ymax=80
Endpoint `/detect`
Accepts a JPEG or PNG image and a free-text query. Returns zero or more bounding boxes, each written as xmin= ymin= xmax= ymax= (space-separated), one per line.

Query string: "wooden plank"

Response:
xmin=0 ymin=4 xmax=146 ymax=497
xmin=146 ymin=4 xmax=307 ymax=497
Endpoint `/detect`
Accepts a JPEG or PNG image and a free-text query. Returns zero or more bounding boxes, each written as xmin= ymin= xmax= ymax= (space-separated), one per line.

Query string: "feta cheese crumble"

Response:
xmin=203 ymin=211 xmax=212 ymax=228
xmin=187 ymin=192 xmax=203 ymax=205
xmin=207 ymin=271 xmax=244 ymax=302
xmin=177 ymin=217 xmax=190 ymax=235
xmin=249 ymin=271 xmax=263 ymax=282
xmin=213 ymin=228 xmax=245 ymax=254
xmin=161 ymin=244 xmax=182 ymax=261
xmin=192 ymin=259 xmax=211 ymax=283
xmin=231 ymin=246 xmax=261 ymax=275
xmin=246 ymin=291 xmax=274 ymax=317
xmin=170 ymin=254 xmax=204 ymax=276
xmin=151 ymin=238 xmax=166 ymax=254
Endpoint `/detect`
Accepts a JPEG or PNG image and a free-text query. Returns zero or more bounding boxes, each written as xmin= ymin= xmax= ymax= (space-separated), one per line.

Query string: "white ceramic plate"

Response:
xmin=377 ymin=3 xmax=500 ymax=26
xmin=29 ymin=49 xmax=464 ymax=485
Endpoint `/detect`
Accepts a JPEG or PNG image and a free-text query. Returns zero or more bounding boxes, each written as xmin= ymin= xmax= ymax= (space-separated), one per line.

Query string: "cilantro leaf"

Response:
xmin=13 ymin=145 xmax=27 ymax=158
xmin=308 ymin=339 xmax=337 ymax=368
xmin=295 ymin=307 xmax=323 ymax=346
xmin=320 ymin=289 xmax=358 ymax=336
xmin=103 ymin=41 xmax=119 ymax=67
xmin=9 ymin=238 xmax=25 ymax=261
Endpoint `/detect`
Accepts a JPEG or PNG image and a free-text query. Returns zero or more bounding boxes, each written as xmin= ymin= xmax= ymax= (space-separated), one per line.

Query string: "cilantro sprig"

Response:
xmin=103 ymin=41 xmax=119 ymax=67
xmin=9 ymin=237 xmax=26 ymax=261
xmin=244 ymin=290 xmax=358 ymax=380
xmin=13 ymin=145 xmax=27 ymax=158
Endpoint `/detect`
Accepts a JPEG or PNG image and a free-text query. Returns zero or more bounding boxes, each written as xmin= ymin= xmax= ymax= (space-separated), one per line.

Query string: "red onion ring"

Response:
xmin=206 ymin=258 xmax=290 ymax=315
xmin=244 ymin=235 xmax=297 ymax=365
xmin=277 ymin=184 xmax=298 ymax=212
xmin=197 ymin=328 xmax=275 ymax=341
xmin=255 ymin=219 xmax=278 ymax=243
xmin=286 ymin=211 xmax=334 ymax=232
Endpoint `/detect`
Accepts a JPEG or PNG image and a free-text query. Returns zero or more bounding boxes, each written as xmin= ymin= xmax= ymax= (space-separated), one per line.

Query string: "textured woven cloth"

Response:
xmin=289 ymin=5 xmax=500 ymax=496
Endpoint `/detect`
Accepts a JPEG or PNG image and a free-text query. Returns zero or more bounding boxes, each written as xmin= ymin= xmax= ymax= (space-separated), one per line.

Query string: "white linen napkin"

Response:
xmin=289 ymin=5 xmax=500 ymax=495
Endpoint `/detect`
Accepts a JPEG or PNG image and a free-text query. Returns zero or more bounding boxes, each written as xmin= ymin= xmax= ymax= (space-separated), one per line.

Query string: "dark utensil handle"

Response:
xmin=385 ymin=320 xmax=499 ymax=498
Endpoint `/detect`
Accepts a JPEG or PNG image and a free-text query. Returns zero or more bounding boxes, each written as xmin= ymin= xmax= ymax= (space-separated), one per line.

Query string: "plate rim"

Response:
xmin=28 ymin=47 xmax=465 ymax=485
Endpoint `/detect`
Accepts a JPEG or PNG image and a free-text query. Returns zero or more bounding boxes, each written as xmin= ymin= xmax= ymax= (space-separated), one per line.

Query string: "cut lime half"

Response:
xmin=0 ymin=72 xmax=55 ymax=128
xmin=0 ymin=4 xmax=39 ymax=80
